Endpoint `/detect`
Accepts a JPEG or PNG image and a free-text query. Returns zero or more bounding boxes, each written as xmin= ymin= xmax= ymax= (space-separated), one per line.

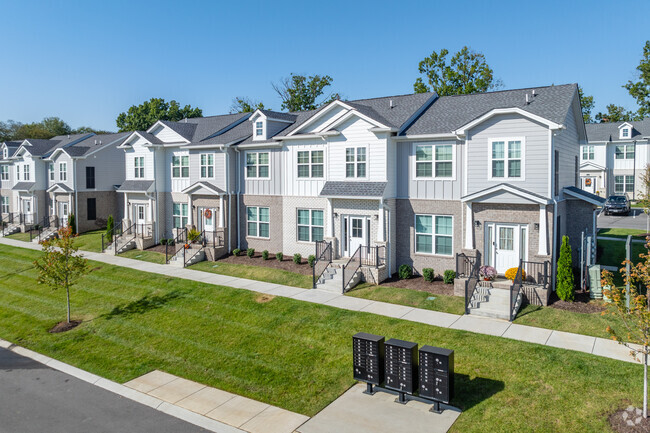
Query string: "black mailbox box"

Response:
xmin=384 ymin=338 xmax=418 ymax=395
xmin=419 ymin=345 xmax=454 ymax=405
xmin=353 ymin=332 xmax=385 ymax=386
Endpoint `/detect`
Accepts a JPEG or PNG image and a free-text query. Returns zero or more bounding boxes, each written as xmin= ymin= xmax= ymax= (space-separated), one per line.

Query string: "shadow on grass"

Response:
xmin=452 ymin=373 xmax=504 ymax=411
xmin=104 ymin=289 xmax=186 ymax=320
xmin=0 ymin=264 xmax=37 ymax=280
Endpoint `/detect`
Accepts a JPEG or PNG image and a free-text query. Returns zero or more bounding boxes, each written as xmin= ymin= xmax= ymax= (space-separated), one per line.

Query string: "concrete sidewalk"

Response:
xmin=0 ymin=237 xmax=643 ymax=365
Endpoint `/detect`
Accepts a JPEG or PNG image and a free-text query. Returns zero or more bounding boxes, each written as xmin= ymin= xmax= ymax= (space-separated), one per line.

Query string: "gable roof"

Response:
xmin=461 ymin=183 xmax=550 ymax=204
xmin=563 ymin=186 xmax=606 ymax=206
xmin=585 ymin=118 xmax=650 ymax=142
xmin=319 ymin=181 xmax=387 ymax=198
xmin=49 ymin=132 xmax=130 ymax=159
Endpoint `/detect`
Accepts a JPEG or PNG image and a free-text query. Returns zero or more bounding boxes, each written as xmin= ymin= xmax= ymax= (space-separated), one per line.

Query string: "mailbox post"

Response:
xmin=419 ymin=345 xmax=454 ymax=413
xmin=353 ymin=332 xmax=385 ymax=395
xmin=384 ymin=338 xmax=418 ymax=404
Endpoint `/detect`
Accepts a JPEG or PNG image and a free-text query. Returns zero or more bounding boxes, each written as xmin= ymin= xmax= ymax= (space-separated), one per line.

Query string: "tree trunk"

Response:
xmin=645 ymin=350 xmax=648 ymax=419
xmin=66 ymin=276 xmax=70 ymax=324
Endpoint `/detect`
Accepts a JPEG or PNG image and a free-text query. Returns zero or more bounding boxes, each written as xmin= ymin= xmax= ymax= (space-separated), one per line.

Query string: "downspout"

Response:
xmin=73 ymin=159 xmax=78 ymax=229
xmin=225 ymin=147 xmax=232 ymax=252
xmin=152 ymin=147 xmax=159 ymax=243
xmin=550 ymin=130 xmax=558 ymax=291
xmin=234 ymin=147 xmax=241 ymax=249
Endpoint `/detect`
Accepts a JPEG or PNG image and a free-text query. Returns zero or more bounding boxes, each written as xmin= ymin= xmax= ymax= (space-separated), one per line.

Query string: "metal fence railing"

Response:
xmin=342 ymin=246 xmax=362 ymax=294
xmin=509 ymin=259 xmax=524 ymax=321
xmin=463 ymin=251 xmax=481 ymax=314
xmin=312 ymin=240 xmax=333 ymax=289
xmin=456 ymin=253 xmax=479 ymax=278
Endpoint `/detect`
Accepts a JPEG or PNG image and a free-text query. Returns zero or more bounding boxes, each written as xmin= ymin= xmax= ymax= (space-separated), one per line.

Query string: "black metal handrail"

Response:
xmin=183 ymin=229 xmax=205 ymax=267
xmin=113 ymin=222 xmax=136 ymax=255
xmin=509 ymin=259 xmax=524 ymax=321
xmin=521 ymin=260 xmax=550 ymax=287
xmin=342 ymin=245 xmax=362 ymax=294
xmin=29 ymin=215 xmax=46 ymax=242
xmin=1 ymin=212 xmax=17 ymax=236
xmin=358 ymin=245 xmax=385 ymax=268
xmin=464 ymin=251 xmax=481 ymax=314
xmin=101 ymin=221 xmax=124 ymax=252
xmin=456 ymin=253 xmax=478 ymax=278
xmin=312 ymin=240 xmax=333 ymax=289
xmin=202 ymin=228 xmax=225 ymax=248
xmin=135 ymin=223 xmax=154 ymax=241
xmin=165 ymin=227 xmax=188 ymax=264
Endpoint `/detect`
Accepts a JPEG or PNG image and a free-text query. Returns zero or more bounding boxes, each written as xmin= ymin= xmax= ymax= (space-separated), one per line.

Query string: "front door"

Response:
xmin=59 ymin=202 xmax=69 ymax=226
xmin=134 ymin=204 xmax=146 ymax=234
xmin=348 ymin=217 xmax=366 ymax=255
xmin=582 ymin=177 xmax=596 ymax=194
xmin=23 ymin=199 xmax=33 ymax=224
xmin=200 ymin=208 xmax=215 ymax=233
xmin=486 ymin=223 xmax=528 ymax=274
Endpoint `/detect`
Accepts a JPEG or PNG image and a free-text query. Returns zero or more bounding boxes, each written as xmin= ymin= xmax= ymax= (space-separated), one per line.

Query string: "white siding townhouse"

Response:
xmin=580 ymin=119 xmax=650 ymax=199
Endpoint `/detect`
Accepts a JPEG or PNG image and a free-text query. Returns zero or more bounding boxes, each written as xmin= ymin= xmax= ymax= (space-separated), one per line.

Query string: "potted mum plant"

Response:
xmin=479 ymin=265 xmax=497 ymax=281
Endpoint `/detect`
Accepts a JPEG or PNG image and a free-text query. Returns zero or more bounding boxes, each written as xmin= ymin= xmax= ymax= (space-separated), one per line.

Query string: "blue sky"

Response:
xmin=2 ymin=0 xmax=649 ymax=131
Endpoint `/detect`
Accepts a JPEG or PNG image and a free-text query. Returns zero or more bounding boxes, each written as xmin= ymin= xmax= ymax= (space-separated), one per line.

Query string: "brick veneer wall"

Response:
xmin=281 ymin=196 xmax=330 ymax=258
xmin=239 ymin=194 xmax=283 ymax=253
xmin=560 ymin=198 xmax=596 ymax=264
xmin=331 ymin=198 xmax=381 ymax=257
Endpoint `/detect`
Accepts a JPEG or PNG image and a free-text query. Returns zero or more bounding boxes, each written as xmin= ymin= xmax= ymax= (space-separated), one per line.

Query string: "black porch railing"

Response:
xmin=522 ymin=260 xmax=550 ymax=287
xmin=312 ymin=240 xmax=333 ymax=289
xmin=509 ymin=259 xmax=524 ymax=321
xmin=112 ymin=222 xmax=136 ymax=255
xmin=1 ymin=213 xmax=19 ymax=236
xmin=463 ymin=251 xmax=481 ymax=314
xmin=342 ymin=246 xmax=362 ymax=294
xmin=165 ymin=227 xmax=188 ymax=264
xmin=184 ymin=229 xmax=205 ymax=267
xmin=456 ymin=252 xmax=479 ymax=278
xmin=359 ymin=245 xmax=386 ymax=268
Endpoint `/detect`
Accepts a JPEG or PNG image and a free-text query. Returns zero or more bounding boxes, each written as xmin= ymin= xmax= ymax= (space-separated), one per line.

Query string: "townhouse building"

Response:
xmin=581 ymin=119 xmax=650 ymax=199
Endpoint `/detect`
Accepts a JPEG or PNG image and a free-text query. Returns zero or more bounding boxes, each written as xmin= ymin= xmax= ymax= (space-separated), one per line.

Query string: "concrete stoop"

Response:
xmin=106 ymin=237 xmax=136 ymax=255
xmin=31 ymin=228 xmax=57 ymax=243
xmin=467 ymin=282 xmax=521 ymax=321
xmin=0 ymin=224 xmax=20 ymax=237
xmin=316 ymin=266 xmax=361 ymax=293
xmin=169 ymin=247 xmax=205 ymax=267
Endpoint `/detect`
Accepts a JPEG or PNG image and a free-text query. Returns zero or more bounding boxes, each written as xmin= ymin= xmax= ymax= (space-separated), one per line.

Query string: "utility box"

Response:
xmin=384 ymin=338 xmax=418 ymax=398
xmin=353 ymin=332 xmax=385 ymax=392
xmin=589 ymin=265 xmax=602 ymax=299
xmin=419 ymin=345 xmax=454 ymax=407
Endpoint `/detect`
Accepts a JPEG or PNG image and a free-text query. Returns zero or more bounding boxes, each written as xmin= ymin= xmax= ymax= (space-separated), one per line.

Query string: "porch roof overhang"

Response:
xmin=579 ymin=161 xmax=606 ymax=171
xmin=181 ymin=181 xmax=226 ymax=196
xmin=46 ymin=183 xmax=73 ymax=193
xmin=461 ymin=183 xmax=551 ymax=205
xmin=116 ymin=180 xmax=155 ymax=193
xmin=562 ymin=186 xmax=606 ymax=206
xmin=12 ymin=182 xmax=36 ymax=192
xmin=319 ymin=181 xmax=387 ymax=199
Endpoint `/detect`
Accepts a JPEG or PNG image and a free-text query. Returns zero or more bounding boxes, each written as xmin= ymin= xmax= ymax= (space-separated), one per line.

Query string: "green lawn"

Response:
xmin=75 ymin=229 xmax=107 ymax=252
xmin=347 ymin=283 xmax=465 ymax=315
xmin=598 ymin=228 xmax=648 ymax=238
xmin=190 ymin=261 xmax=313 ymax=289
xmin=7 ymin=232 xmax=33 ymax=242
xmin=597 ymin=238 xmax=646 ymax=267
xmin=119 ymin=249 xmax=167 ymax=264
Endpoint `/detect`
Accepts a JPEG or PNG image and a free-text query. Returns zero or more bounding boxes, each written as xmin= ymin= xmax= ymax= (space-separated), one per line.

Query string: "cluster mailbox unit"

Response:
xmin=352 ymin=332 xmax=454 ymax=413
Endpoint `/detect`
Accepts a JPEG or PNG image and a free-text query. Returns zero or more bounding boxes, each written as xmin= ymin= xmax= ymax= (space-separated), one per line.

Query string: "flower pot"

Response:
xmin=184 ymin=244 xmax=190 ymax=249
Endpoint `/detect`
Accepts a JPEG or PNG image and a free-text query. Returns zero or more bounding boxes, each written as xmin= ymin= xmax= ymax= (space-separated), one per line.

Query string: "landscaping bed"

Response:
xmin=547 ymin=291 xmax=606 ymax=314
xmin=379 ymin=275 xmax=455 ymax=296
xmin=217 ymin=252 xmax=313 ymax=276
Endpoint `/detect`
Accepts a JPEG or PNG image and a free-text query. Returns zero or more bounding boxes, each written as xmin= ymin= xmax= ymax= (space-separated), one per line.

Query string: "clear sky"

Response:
xmin=1 ymin=0 xmax=648 ymax=131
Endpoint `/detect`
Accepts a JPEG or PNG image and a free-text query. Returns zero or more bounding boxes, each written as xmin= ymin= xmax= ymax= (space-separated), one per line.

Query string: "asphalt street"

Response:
xmin=597 ymin=208 xmax=650 ymax=231
xmin=0 ymin=347 xmax=208 ymax=433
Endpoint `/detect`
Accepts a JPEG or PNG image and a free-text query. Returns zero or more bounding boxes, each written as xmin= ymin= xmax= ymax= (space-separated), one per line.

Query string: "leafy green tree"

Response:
xmin=556 ymin=235 xmax=575 ymax=301
xmin=595 ymin=104 xmax=639 ymax=123
xmin=578 ymin=86 xmax=595 ymax=123
xmin=625 ymin=40 xmax=650 ymax=119
xmin=272 ymin=74 xmax=339 ymax=112
xmin=414 ymin=46 xmax=502 ymax=96
xmin=40 ymin=117 xmax=72 ymax=136
xmin=105 ymin=215 xmax=114 ymax=242
xmin=230 ymin=97 xmax=266 ymax=113
xmin=34 ymin=226 xmax=89 ymax=323
xmin=72 ymin=126 xmax=112 ymax=134
xmin=0 ymin=120 xmax=23 ymax=142
xmin=116 ymin=98 xmax=203 ymax=132
xmin=68 ymin=213 xmax=76 ymax=235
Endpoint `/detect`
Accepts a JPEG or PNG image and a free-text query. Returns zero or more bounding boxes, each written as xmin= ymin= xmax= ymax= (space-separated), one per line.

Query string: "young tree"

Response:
xmin=34 ymin=226 xmax=89 ymax=324
xmin=601 ymin=239 xmax=650 ymax=418
xmin=594 ymin=104 xmax=639 ymax=123
xmin=230 ymin=97 xmax=266 ymax=113
xmin=625 ymin=40 xmax=650 ymax=119
xmin=105 ymin=214 xmax=114 ymax=242
xmin=68 ymin=213 xmax=76 ymax=235
xmin=578 ymin=86 xmax=595 ymax=124
xmin=272 ymin=74 xmax=339 ymax=112
xmin=116 ymin=98 xmax=203 ymax=132
xmin=556 ymin=235 xmax=575 ymax=301
xmin=413 ymin=46 xmax=503 ymax=96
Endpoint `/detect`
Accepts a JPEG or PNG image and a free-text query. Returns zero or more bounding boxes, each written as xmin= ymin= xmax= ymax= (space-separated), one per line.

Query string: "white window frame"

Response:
xmin=0 ymin=165 xmax=8 ymax=181
xmin=582 ymin=145 xmax=595 ymax=160
xmin=16 ymin=164 xmax=20 ymax=181
xmin=414 ymin=214 xmax=454 ymax=257
xmin=255 ymin=121 xmax=264 ymax=137
xmin=2 ymin=148 xmax=6 ymax=159
xmin=246 ymin=206 xmax=270 ymax=239
xmin=621 ymin=128 xmax=630 ymax=139
xmin=1 ymin=196 xmax=8 ymax=214
xmin=296 ymin=209 xmax=325 ymax=242
xmin=345 ymin=146 xmax=368 ymax=179
xmin=615 ymin=144 xmax=635 ymax=160
xmin=49 ymin=163 xmax=54 ymax=181
xmin=172 ymin=155 xmax=189 ymax=179
xmin=245 ymin=152 xmax=270 ymax=179
xmin=614 ymin=175 xmax=634 ymax=193
xmin=488 ymin=137 xmax=525 ymax=181
xmin=23 ymin=164 xmax=30 ymax=181
xmin=200 ymin=153 xmax=214 ymax=179
xmin=134 ymin=156 xmax=145 ymax=178
xmin=59 ymin=162 xmax=67 ymax=181
xmin=412 ymin=142 xmax=455 ymax=180
xmin=297 ymin=150 xmax=324 ymax=179
xmin=172 ymin=203 xmax=188 ymax=228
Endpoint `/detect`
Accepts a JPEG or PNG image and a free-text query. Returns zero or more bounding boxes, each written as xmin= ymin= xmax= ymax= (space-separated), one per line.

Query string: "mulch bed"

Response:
xmin=218 ymin=253 xmax=313 ymax=276
xmin=145 ymin=244 xmax=169 ymax=254
xmin=609 ymin=406 xmax=650 ymax=433
xmin=48 ymin=320 xmax=81 ymax=333
xmin=380 ymin=275 xmax=455 ymax=296
xmin=547 ymin=291 xmax=607 ymax=314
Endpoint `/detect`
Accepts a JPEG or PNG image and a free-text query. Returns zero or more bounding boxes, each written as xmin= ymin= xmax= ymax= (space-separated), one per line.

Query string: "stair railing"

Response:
xmin=165 ymin=227 xmax=188 ymax=264
xmin=184 ymin=229 xmax=206 ymax=267
xmin=463 ymin=251 xmax=482 ymax=314
xmin=341 ymin=245 xmax=362 ymax=294
xmin=509 ymin=259 xmax=524 ymax=321
xmin=312 ymin=240 xmax=333 ymax=289
xmin=113 ymin=222 xmax=136 ymax=255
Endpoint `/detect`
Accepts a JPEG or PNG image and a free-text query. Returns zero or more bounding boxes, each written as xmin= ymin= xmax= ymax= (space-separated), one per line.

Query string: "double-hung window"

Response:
xmin=614 ymin=175 xmax=634 ymax=193
xmin=134 ymin=157 xmax=144 ymax=178
xmin=415 ymin=214 xmax=453 ymax=256
xmin=59 ymin=163 xmax=67 ymax=181
xmin=200 ymin=154 xmax=214 ymax=178
xmin=582 ymin=145 xmax=594 ymax=160
xmin=1 ymin=166 xmax=8 ymax=181
xmin=49 ymin=163 xmax=54 ymax=181
xmin=172 ymin=155 xmax=189 ymax=178
xmin=246 ymin=152 xmax=269 ymax=178
xmin=16 ymin=165 xmax=19 ymax=181
xmin=1 ymin=196 xmax=8 ymax=214
xmin=345 ymin=147 xmax=366 ymax=178
xmin=615 ymin=144 xmax=635 ymax=159
xmin=255 ymin=121 xmax=263 ymax=137
xmin=415 ymin=144 xmax=453 ymax=178
xmin=172 ymin=203 xmax=188 ymax=229
xmin=86 ymin=167 xmax=95 ymax=189
xmin=247 ymin=206 xmax=270 ymax=238
xmin=297 ymin=150 xmax=324 ymax=178
xmin=23 ymin=164 xmax=29 ymax=181
xmin=491 ymin=139 xmax=522 ymax=178
xmin=297 ymin=209 xmax=324 ymax=242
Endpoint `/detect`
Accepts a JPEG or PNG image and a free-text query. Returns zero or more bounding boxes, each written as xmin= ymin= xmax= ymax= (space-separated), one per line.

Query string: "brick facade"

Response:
xmin=281 ymin=195 xmax=330 ymax=258
xmin=239 ymin=194 xmax=283 ymax=253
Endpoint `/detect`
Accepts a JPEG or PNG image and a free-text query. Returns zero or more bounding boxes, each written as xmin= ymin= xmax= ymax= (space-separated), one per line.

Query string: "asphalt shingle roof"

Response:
xmin=117 ymin=180 xmax=155 ymax=192
xmin=12 ymin=182 xmax=36 ymax=191
xmin=257 ymin=110 xmax=298 ymax=122
xmin=320 ymin=181 xmax=387 ymax=198
xmin=62 ymin=132 xmax=130 ymax=157
xmin=585 ymin=118 xmax=650 ymax=142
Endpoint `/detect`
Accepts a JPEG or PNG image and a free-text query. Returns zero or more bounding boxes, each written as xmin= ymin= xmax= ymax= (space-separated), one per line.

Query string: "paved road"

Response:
xmin=597 ymin=208 xmax=650 ymax=231
xmin=0 ymin=348 xmax=208 ymax=433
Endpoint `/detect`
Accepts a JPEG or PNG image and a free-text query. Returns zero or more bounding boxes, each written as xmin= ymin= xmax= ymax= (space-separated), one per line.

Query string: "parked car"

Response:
xmin=603 ymin=195 xmax=631 ymax=216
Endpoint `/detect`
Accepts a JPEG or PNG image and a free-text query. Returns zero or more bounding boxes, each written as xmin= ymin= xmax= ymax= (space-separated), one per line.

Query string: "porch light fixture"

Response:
xmin=333 ymin=212 xmax=339 ymax=218
xmin=534 ymin=223 xmax=540 ymax=230
xmin=374 ymin=214 xmax=379 ymax=220
xmin=474 ymin=221 xmax=480 ymax=228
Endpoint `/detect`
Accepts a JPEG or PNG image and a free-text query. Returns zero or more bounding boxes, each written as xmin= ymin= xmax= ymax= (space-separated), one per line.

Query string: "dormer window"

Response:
xmin=255 ymin=121 xmax=264 ymax=137
xmin=622 ymin=128 xmax=629 ymax=138
xmin=2 ymin=148 xmax=6 ymax=159
xmin=618 ymin=122 xmax=633 ymax=140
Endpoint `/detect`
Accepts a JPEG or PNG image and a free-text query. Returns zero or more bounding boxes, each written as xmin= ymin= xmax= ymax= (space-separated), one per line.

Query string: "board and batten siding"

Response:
xmin=466 ymin=113 xmax=550 ymax=197
xmin=396 ymin=139 xmax=463 ymax=200
xmin=283 ymin=140 xmax=327 ymax=197
xmin=553 ymin=101 xmax=580 ymax=193
xmin=124 ymin=140 xmax=155 ymax=182
xmin=48 ymin=153 xmax=74 ymax=191
xmin=240 ymin=147 xmax=283 ymax=196
xmin=188 ymin=149 xmax=227 ymax=192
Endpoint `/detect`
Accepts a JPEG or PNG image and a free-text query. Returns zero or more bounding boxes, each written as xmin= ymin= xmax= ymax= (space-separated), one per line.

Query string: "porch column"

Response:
xmin=187 ymin=195 xmax=193 ymax=227
xmin=326 ymin=198 xmax=333 ymax=237
xmin=123 ymin=193 xmax=128 ymax=221
xmin=377 ymin=200 xmax=385 ymax=242
xmin=219 ymin=195 xmax=224 ymax=228
xmin=464 ymin=202 xmax=474 ymax=249
xmin=148 ymin=198 xmax=153 ymax=222
xmin=538 ymin=204 xmax=548 ymax=255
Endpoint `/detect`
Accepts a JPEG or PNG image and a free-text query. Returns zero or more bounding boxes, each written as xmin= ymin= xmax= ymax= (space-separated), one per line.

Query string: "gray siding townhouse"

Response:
xmin=581 ymin=119 xmax=650 ymax=199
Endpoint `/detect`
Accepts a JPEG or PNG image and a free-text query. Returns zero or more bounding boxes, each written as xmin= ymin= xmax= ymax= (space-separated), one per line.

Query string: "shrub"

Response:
xmin=187 ymin=228 xmax=201 ymax=243
xmin=106 ymin=215 xmax=114 ymax=242
xmin=308 ymin=254 xmax=316 ymax=268
xmin=443 ymin=270 xmax=456 ymax=284
xmin=68 ymin=214 xmax=76 ymax=235
xmin=504 ymin=267 xmax=526 ymax=282
xmin=159 ymin=238 xmax=167 ymax=246
xmin=232 ymin=248 xmax=241 ymax=256
xmin=398 ymin=264 xmax=413 ymax=280
xmin=276 ymin=252 xmax=283 ymax=261
xmin=293 ymin=253 xmax=302 ymax=264
xmin=556 ymin=235 xmax=575 ymax=301
xmin=247 ymin=248 xmax=255 ymax=258
xmin=262 ymin=250 xmax=269 ymax=260
xmin=479 ymin=265 xmax=497 ymax=281
xmin=422 ymin=268 xmax=435 ymax=282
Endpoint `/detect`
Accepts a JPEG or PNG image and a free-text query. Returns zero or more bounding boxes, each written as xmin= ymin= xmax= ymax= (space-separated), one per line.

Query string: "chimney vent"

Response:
xmin=525 ymin=94 xmax=530 ymax=104
xmin=532 ymin=89 xmax=537 ymax=96
xmin=389 ymin=99 xmax=394 ymax=109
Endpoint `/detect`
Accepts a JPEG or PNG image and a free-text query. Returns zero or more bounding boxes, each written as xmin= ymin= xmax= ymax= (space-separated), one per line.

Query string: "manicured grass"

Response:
xmin=190 ymin=260 xmax=313 ymax=289
xmin=119 ymin=249 xmax=167 ymax=264
xmin=598 ymin=228 xmax=648 ymax=238
xmin=0 ymin=244 xmax=643 ymax=431
xmin=7 ymin=232 xmax=33 ymax=242
xmin=347 ymin=283 xmax=465 ymax=315
xmin=74 ymin=229 xmax=106 ymax=252
xmin=597 ymin=238 xmax=646 ymax=267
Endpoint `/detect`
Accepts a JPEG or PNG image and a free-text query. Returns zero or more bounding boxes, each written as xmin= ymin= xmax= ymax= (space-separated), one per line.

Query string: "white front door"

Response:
xmin=134 ymin=204 xmax=146 ymax=233
xmin=582 ymin=177 xmax=596 ymax=194
xmin=348 ymin=217 xmax=367 ymax=255
xmin=486 ymin=223 xmax=528 ymax=274
xmin=200 ymin=208 xmax=215 ymax=232
xmin=23 ymin=199 xmax=33 ymax=224
xmin=59 ymin=202 xmax=69 ymax=226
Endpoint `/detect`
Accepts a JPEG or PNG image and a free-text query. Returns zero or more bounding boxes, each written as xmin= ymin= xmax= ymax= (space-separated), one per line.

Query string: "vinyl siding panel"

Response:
xmin=283 ymin=139 xmax=327 ymax=197
xmin=240 ymin=148 xmax=283 ymax=195
xmin=151 ymin=125 xmax=186 ymax=143
xmin=189 ymin=150 xmax=227 ymax=191
xmin=300 ymin=105 xmax=347 ymax=134
xmin=124 ymin=141 xmax=155 ymax=181
xmin=327 ymin=117 xmax=386 ymax=182
xmin=76 ymin=145 xmax=125 ymax=192
xmin=554 ymin=102 xmax=580 ymax=193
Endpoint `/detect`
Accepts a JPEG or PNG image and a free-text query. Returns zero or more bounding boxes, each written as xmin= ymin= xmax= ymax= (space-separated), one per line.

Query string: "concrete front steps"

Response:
xmin=468 ymin=281 xmax=522 ymax=321
xmin=31 ymin=227 xmax=57 ymax=243
xmin=168 ymin=247 xmax=205 ymax=267
xmin=0 ymin=224 xmax=20 ymax=237
xmin=105 ymin=237 xmax=136 ymax=255
xmin=315 ymin=264 xmax=362 ymax=293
